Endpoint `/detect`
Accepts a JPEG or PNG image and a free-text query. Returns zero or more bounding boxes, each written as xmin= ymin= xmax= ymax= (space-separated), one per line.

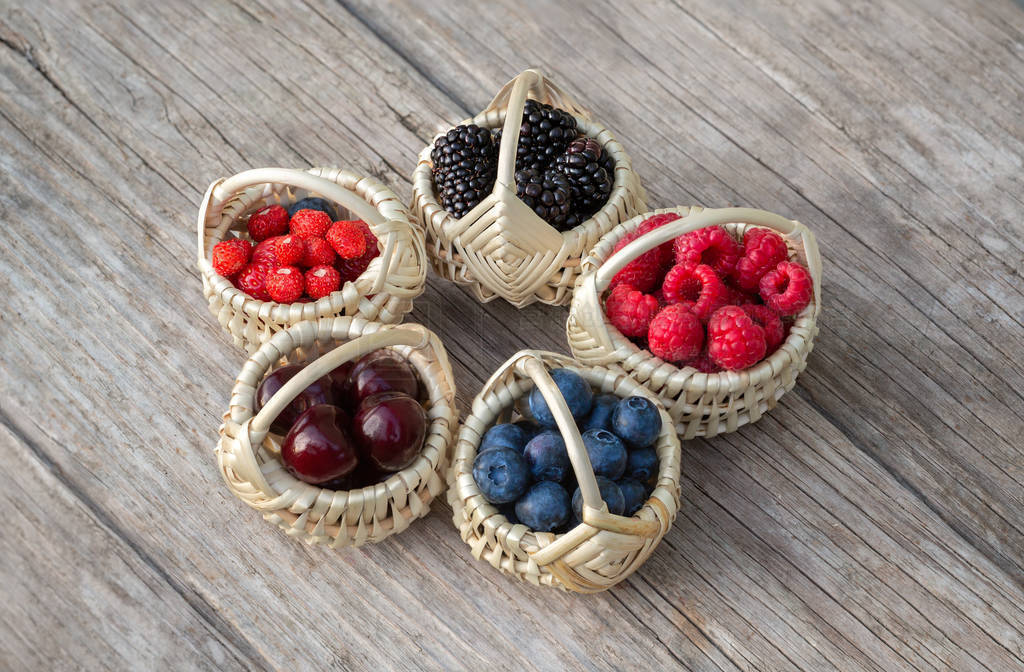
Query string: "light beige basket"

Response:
xmin=217 ymin=317 xmax=457 ymax=548
xmin=568 ymin=207 xmax=822 ymax=439
xmin=448 ymin=351 xmax=681 ymax=592
xmin=198 ymin=166 xmax=427 ymax=353
xmin=411 ymin=69 xmax=647 ymax=308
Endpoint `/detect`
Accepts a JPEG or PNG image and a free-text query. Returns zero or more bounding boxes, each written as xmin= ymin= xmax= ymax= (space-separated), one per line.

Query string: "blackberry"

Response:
xmin=553 ymin=137 xmax=613 ymax=215
xmin=515 ymin=168 xmax=572 ymax=228
xmin=497 ymin=99 xmax=579 ymax=172
xmin=431 ymin=124 xmax=498 ymax=218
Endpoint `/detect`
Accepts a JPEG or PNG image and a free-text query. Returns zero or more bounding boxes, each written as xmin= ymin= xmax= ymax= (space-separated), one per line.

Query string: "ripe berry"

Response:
xmin=252 ymin=236 xmax=282 ymax=267
xmin=516 ymin=481 xmax=571 ymax=532
xmin=234 ymin=263 xmax=273 ymax=301
xmin=275 ymin=235 xmax=306 ymax=266
xmin=685 ymin=348 xmax=722 ymax=374
xmin=742 ymin=304 xmax=786 ymax=353
xmin=647 ymin=303 xmax=704 ymax=363
xmin=301 ymin=237 xmax=336 ymax=268
xmin=572 ymin=476 xmax=625 ymax=521
xmin=626 ymin=447 xmax=659 ymax=484
xmin=265 ymin=266 xmax=305 ymax=303
xmin=528 ymin=368 xmax=593 ymax=426
xmin=707 ymin=306 xmax=767 ymax=371
xmin=735 ymin=227 xmax=788 ymax=291
xmin=336 ymin=222 xmax=380 ymax=283
xmin=618 ymin=478 xmax=648 ymax=516
xmin=674 ymin=226 xmax=742 ymax=277
xmin=582 ymin=394 xmax=618 ymax=433
xmin=661 ymin=263 xmax=729 ymax=321
xmin=327 ymin=220 xmax=368 ymax=259
xmin=246 ymin=204 xmax=289 ymax=242
xmin=523 ymin=430 xmax=571 ymax=482
xmin=472 ymin=446 xmax=530 ymax=504
xmin=304 ymin=265 xmax=341 ymax=299
xmin=635 ymin=212 xmax=682 ymax=269
xmin=611 ymin=396 xmax=662 ymax=448
xmin=480 ymin=423 xmax=528 ymax=454
xmin=760 ymin=261 xmax=813 ymax=316
xmin=289 ymin=208 xmax=332 ymax=239
xmin=582 ymin=429 xmax=628 ymax=480
xmin=211 ymin=238 xmax=252 ymax=278
xmin=604 ymin=284 xmax=659 ymax=339
xmin=608 ymin=232 xmax=665 ymax=293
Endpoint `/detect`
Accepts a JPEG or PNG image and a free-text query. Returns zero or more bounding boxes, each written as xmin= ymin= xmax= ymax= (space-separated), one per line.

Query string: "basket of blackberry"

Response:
xmin=411 ymin=69 xmax=647 ymax=308
xmin=447 ymin=351 xmax=680 ymax=592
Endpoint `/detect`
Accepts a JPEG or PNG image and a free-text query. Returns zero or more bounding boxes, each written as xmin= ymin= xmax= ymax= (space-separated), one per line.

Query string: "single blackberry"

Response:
xmin=553 ymin=137 xmax=613 ymax=215
xmin=496 ymin=100 xmax=579 ymax=172
xmin=515 ymin=168 xmax=572 ymax=228
xmin=431 ymin=124 xmax=498 ymax=218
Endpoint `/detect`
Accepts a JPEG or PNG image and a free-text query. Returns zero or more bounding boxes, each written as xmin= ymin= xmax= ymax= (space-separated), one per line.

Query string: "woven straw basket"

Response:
xmin=411 ymin=69 xmax=647 ymax=308
xmin=568 ymin=206 xmax=822 ymax=439
xmin=217 ymin=317 xmax=457 ymax=548
xmin=448 ymin=351 xmax=681 ymax=592
xmin=198 ymin=166 xmax=427 ymax=353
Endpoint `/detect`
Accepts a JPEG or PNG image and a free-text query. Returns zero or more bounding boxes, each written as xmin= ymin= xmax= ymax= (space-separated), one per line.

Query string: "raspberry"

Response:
xmin=661 ymin=263 xmax=730 ymax=321
xmin=326 ymin=220 xmax=367 ymax=259
xmin=674 ymin=226 xmax=741 ymax=277
xmin=707 ymin=306 xmax=767 ymax=371
xmin=265 ymin=266 xmax=305 ymax=303
xmin=759 ymin=261 xmax=813 ymax=316
xmin=275 ymin=235 xmax=306 ymax=266
xmin=211 ymin=238 xmax=251 ymax=278
xmin=252 ymin=236 xmax=282 ymax=267
xmin=742 ymin=304 xmax=785 ymax=353
xmin=734 ymin=227 xmax=788 ymax=291
xmin=685 ymin=348 xmax=721 ymax=374
xmin=301 ymin=237 xmax=336 ymax=268
xmin=647 ymin=303 xmax=705 ymax=363
xmin=234 ymin=263 xmax=273 ymax=301
xmin=304 ymin=265 xmax=341 ymax=299
xmin=604 ymin=284 xmax=660 ymax=339
xmin=608 ymin=232 xmax=665 ymax=293
xmin=289 ymin=208 xmax=332 ymax=239
xmin=246 ymin=204 xmax=289 ymax=242
xmin=635 ymin=212 xmax=681 ymax=269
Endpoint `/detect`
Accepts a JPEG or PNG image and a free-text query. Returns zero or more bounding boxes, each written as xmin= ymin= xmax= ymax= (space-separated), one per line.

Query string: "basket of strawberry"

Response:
xmin=198 ymin=166 xmax=427 ymax=353
xmin=568 ymin=207 xmax=822 ymax=439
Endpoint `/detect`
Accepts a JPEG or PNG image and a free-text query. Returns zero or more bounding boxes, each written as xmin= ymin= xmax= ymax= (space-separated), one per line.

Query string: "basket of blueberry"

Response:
xmin=198 ymin=166 xmax=427 ymax=353
xmin=568 ymin=206 xmax=822 ymax=439
xmin=448 ymin=351 xmax=681 ymax=592
xmin=410 ymin=69 xmax=647 ymax=308
xmin=217 ymin=317 xmax=457 ymax=547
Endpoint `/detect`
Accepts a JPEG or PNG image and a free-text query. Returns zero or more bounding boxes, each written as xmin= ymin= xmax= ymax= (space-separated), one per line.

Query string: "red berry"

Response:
xmin=265 ymin=266 xmax=305 ymax=303
xmin=734 ymin=227 xmax=788 ymax=291
xmin=305 ymin=265 xmax=341 ymax=299
xmin=212 ymin=238 xmax=252 ymax=278
xmin=247 ymin=204 xmax=289 ymax=242
xmin=707 ymin=306 xmax=767 ymax=371
xmin=604 ymin=284 xmax=660 ymax=339
xmin=661 ymin=263 xmax=730 ymax=322
xmin=635 ymin=212 xmax=681 ymax=269
xmin=289 ymin=209 xmax=332 ymax=239
xmin=742 ymin=304 xmax=786 ymax=353
xmin=609 ymin=233 xmax=665 ymax=293
xmin=301 ymin=237 xmax=336 ymax=268
xmin=252 ymin=236 xmax=282 ymax=267
xmin=685 ymin=348 xmax=721 ymax=374
xmin=234 ymin=263 xmax=273 ymax=301
xmin=759 ymin=261 xmax=813 ymax=316
xmin=336 ymin=222 xmax=380 ymax=283
xmin=275 ymin=235 xmax=306 ymax=266
xmin=327 ymin=220 xmax=368 ymax=259
xmin=674 ymin=226 xmax=742 ymax=277
xmin=647 ymin=303 xmax=705 ymax=364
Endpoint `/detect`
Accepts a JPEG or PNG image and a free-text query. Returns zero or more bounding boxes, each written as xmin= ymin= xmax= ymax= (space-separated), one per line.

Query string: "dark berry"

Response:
xmin=281 ymin=405 xmax=357 ymax=484
xmin=581 ymin=394 xmax=618 ymax=432
xmin=611 ymin=396 xmax=662 ymax=448
xmin=572 ymin=476 xmax=625 ymax=522
xmin=480 ymin=423 xmax=528 ymax=454
xmin=508 ymin=99 xmax=579 ymax=172
xmin=287 ymin=197 xmax=338 ymax=221
xmin=431 ymin=124 xmax=497 ymax=219
xmin=626 ymin=446 xmax=659 ymax=484
xmin=472 ymin=446 xmax=530 ymax=504
xmin=553 ymin=137 xmax=612 ymax=215
xmin=528 ymin=368 xmax=593 ymax=427
xmin=582 ymin=429 xmax=628 ymax=480
xmin=513 ymin=420 xmax=543 ymax=444
xmin=514 ymin=168 xmax=572 ymax=228
xmin=516 ymin=481 xmax=571 ymax=532
xmin=523 ymin=430 xmax=572 ymax=482
xmin=617 ymin=478 xmax=648 ymax=516
xmin=255 ymin=364 xmax=333 ymax=435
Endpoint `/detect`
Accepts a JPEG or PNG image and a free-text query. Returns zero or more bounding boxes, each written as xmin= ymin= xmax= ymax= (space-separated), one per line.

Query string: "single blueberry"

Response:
xmin=523 ymin=430 xmax=571 ymax=482
xmin=582 ymin=428 xmax=627 ymax=480
xmin=572 ymin=476 xmax=625 ymax=522
xmin=513 ymin=420 xmax=542 ymax=443
xmin=626 ymin=446 xmax=660 ymax=484
xmin=515 ymin=481 xmax=571 ymax=532
xmin=472 ymin=447 xmax=530 ymax=504
xmin=581 ymin=394 xmax=618 ymax=432
xmin=611 ymin=396 xmax=662 ymax=448
xmin=617 ymin=478 xmax=648 ymax=516
xmin=480 ymin=423 xmax=527 ymax=454
xmin=528 ymin=368 xmax=593 ymax=428
xmin=287 ymin=197 xmax=339 ymax=220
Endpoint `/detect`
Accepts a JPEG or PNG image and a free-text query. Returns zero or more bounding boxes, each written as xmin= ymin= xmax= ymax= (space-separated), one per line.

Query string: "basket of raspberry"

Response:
xmin=198 ymin=166 xmax=427 ymax=353
xmin=410 ymin=69 xmax=646 ymax=308
xmin=568 ymin=207 xmax=822 ymax=439
xmin=448 ymin=351 xmax=681 ymax=592
xmin=217 ymin=317 xmax=457 ymax=547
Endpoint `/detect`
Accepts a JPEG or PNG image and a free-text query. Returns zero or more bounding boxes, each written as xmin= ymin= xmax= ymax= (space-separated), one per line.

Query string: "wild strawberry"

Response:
xmin=212 ymin=238 xmax=252 ymax=278
xmin=289 ymin=209 xmax=332 ymax=239
xmin=234 ymin=263 xmax=273 ymax=301
xmin=252 ymin=236 xmax=282 ymax=267
xmin=301 ymin=237 xmax=336 ymax=268
xmin=327 ymin=220 xmax=368 ymax=259
xmin=265 ymin=266 xmax=304 ymax=303
xmin=247 ymin=204 xmax=289 ymax=242
xmin=304 ymin=265 xmax=341 ymax=299
xmin=275 ymin=235 xmax=306 ymax=266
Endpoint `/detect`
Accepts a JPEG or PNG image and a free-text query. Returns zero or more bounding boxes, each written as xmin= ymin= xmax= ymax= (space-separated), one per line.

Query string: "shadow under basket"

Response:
xmin=411 ymin=69 xmax=647 ymax=308
xmin=217 ymin=317 xmax=457 ymax=548
xmin=447 ymin=351 xmax=681 ymax=592
xmin=568 ymin=206 xmax=823 ymax=439
xmin=198 ymin=166 xmax=427 ymax=353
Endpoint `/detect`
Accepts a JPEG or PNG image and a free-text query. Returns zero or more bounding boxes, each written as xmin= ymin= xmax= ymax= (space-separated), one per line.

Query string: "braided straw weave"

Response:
xmin=411 ymin=69 xmax=646 ymax=308
xmin=198 ymin=166 xmax=427 ymax=353
xmin=217 ymin=317 xmax=457 ymax=548
xmin=568 ymin=207 xmax=823 ymax=439
xmin=448 ymin=351 xmax=681 ymax=592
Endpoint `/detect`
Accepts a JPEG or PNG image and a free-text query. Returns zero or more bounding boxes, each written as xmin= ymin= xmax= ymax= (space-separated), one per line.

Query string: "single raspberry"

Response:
xmin=265 ymin=266 xmax=305 ymax=303
xmin=635 ymin=212 xmax=682 ymax=269
xmin=211 ymin=238 xmax=252 ymax=278
xmin=741 ymin=304 xmax=785 ymax=353
xmin=604 ymin=284 xmax=660 ymax=339
xmin=685 ymin=348 xmax=721 ymax=374
xmin=707 ymin=306 xmax=767 ymax=371
xmin=252 ymin=236 xmax=282 ymax=267
xmin=734 ymin=227 xmax=789 ymax=291
xmin=275 ymin=235 xmax=306 ymax=266
xmin=609 ymin=233 xmax=665 ymax=293
xmin=301 ymin=237 xmax=336 ymax=268
xmin=759 ymin=261 xmax=813 ymax=316
xmin=246 ymin=204 xmax=289 ymax=242
xmin=289 ymin=208 xmax=332 ymax=239
xmin=647 ymin=303 xmax=705 ymax=363
xmin=234 ymin=263 xmax=273 ymax=301
xmin=304 ymin=265 xmax=341 ymax=299
xmin=674 ymin=226 xmax=742 ymax=277
xmin=326 ymin=220 xmax=367 ymax=259
xmin=661 ymin=263 xmax=730 ymax=321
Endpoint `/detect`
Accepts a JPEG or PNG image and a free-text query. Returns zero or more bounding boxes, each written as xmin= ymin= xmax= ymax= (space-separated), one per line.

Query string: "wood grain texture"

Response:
xmin=0 ymin=0 xmax=1021 ymax=670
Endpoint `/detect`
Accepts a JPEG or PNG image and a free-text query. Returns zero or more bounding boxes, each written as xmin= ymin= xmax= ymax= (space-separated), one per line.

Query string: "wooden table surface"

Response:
xmin=2 ymin=0 xmax=1022 ymax=670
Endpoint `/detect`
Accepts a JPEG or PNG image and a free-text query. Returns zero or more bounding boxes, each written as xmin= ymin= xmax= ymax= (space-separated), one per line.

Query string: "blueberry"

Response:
xmin=523 ymin=430 xmax=571 ymax=482
xmin=472 ymin=447 xmax=530 ymax=504
xmin=515 ymin=481 xmax=571 ymax=532
xmin=572 ymin=476 xmax=625 ymax=522
xmin=480 ymin=423 xmax=527 ymax=454
xmin=528 ymin=368 xmax=593 ymax=427
xmin=582 ymin=429 xmax=627 ymax=480
xmin=611 ymin=396 xmax=662 ymax=448
xmin=287 ymin=197 xmax=338 ymax=220
xmin=513 ymin=420 xmax=542 ymax=443
xmin=581 ymin=393 xmax=618 ymax=432
xmin=617 ymin=478 xmax=648 ymax=516
xmin=626 ymin=446 xmax=659 ymax=484
xmin=498 ymin=503 xmax=520 ymax=525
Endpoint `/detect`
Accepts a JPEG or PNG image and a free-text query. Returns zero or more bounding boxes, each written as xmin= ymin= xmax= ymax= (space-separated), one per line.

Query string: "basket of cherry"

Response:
xmin=198 ymin=166 xmax=427 ymax=353
xmin=448 ymin=351 xmax=681 ymax=592
xmin=568 ymin=207 xmax=822 ymax=439
xmin=410 ymin=69 xmax=646 ymax=308
xmin=217 ymin=317 xmax=457 ymax=547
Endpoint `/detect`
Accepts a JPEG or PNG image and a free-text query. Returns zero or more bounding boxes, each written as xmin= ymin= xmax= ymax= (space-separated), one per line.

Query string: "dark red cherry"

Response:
xmin=281 ymin=405 xmax=357 ymax=484
xmin=346 ymin=350 xmax=421 ymax=407
xmin=256 ymin=364 xmax=334 ymax=435
xmin=352 ymin=391 xmax=428 ymax=471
